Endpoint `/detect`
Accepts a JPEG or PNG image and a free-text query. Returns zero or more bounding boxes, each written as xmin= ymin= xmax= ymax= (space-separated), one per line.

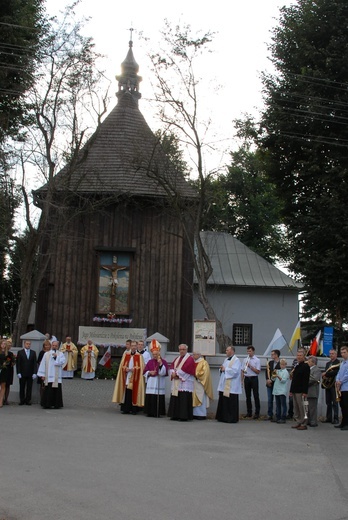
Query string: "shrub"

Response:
xmin=95 ymin=360 xmax=120 ymax=380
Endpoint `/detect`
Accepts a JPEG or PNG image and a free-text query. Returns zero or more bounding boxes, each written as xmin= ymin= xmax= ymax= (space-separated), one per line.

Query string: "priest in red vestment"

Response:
xmin=167 ymin=344 xmax=196 ymax=421
xmin=112 ymin=340 xmax=145 ymax=414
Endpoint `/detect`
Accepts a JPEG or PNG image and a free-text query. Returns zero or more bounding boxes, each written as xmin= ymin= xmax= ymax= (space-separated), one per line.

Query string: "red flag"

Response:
xmin=309 ymin=331 xmax=321 ymax=356
xmin=99 ymin=346 xmax=112 ymax=368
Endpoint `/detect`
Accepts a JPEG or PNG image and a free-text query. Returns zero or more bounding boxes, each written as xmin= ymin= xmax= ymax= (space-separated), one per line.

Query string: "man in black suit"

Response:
xmin=289 ymin=348 xmax=310 ymax=430
xmin=16 ymin=340 xmax=37 ymax=405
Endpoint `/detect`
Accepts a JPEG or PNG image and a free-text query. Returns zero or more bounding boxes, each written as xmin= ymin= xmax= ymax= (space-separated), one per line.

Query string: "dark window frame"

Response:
xmin=232 ymin=323 xmax=253 ymax=346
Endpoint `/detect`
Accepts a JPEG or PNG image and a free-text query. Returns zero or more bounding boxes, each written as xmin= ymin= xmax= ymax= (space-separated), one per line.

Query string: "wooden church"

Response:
xmin=34 ymin=40 xmax=196 ymax=348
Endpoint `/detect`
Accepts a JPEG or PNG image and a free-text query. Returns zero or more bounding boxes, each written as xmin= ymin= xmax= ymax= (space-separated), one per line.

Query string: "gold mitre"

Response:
xmin=150 ymin=340 xmax=161 ymax=352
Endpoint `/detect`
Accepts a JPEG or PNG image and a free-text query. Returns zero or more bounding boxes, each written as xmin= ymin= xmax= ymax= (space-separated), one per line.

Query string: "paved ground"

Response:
xmin=1 ymin=379 xmax=347 ymax=520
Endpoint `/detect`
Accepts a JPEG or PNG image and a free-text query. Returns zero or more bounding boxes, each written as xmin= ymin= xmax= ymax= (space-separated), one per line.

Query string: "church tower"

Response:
xmin=116 ymin=35 xmax=142 ymax=104
xmin=34 ymin=40 xmax=195 ymax=350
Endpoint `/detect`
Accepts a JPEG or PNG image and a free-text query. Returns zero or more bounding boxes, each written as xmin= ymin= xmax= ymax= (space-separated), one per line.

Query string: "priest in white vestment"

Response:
xmin=216 ymin=346 xmax=242 ymax=423
xmin=60 ymin=336 xmax=78 ymax=378
xmin=37 ymin=341 xmax=66 ymax=409
xmin=80 ymin=340 xmax=99 ymax=380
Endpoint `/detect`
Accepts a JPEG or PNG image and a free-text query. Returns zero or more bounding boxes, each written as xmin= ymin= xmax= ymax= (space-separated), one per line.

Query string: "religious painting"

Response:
xmin=97 ymin=252 xmax=131 ymax=315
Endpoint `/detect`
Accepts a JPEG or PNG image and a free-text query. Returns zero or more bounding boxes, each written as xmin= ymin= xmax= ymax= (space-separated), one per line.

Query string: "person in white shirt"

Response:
xmin=241 ymin=345 xmax=261 ymax=419
xmin=137 ymin=340 xmax=151 ymax=365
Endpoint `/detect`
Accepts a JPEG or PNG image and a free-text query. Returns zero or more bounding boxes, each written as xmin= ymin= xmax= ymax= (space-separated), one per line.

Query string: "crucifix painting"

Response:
xmin=98 ymin=253 xmax=131 ymax=314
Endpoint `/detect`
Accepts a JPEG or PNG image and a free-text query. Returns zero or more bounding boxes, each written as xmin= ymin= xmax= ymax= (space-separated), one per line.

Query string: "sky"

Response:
xmin=44 ymin=0 xmax=295 ymax=170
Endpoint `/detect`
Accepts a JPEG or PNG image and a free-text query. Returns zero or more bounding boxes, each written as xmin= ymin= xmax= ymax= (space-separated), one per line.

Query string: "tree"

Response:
xmin=259 ymin=0 xmax=348 ymax=328
xmin=0 ymin=166 xmax=20 ymax=335
xmin=154 ymin=129 xmax=190 ymax=178
xmin=11 ymin=6 xmax=109 ymax=345
xmin=146 ymin=22 xmax=232 ymax=350
xmin=201 ymin=134 xmax=287 ymax=263
xmin=1 ymin=230 xmax=29 ymax=336
xmin=0 ymin=0 xmax=46 ymax=143
xmin=0 ymin=0 xmax=45 ymax=335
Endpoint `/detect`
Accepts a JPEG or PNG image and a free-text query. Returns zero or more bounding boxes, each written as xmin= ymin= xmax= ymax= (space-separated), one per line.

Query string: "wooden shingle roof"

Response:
xmin=39 ymin=92 xmax=196 ymax=200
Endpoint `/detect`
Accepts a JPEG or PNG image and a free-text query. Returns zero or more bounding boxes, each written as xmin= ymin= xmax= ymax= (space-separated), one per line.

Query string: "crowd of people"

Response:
xmin=0 ymin=335 xmax=347 ymax=431
xmin=110 ymin=340 xmax=347 ymax=430
xmin=0 ymin=334 xmax=100 ymax=409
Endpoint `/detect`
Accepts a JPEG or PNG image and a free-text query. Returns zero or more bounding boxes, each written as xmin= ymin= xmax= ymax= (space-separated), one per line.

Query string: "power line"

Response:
xmin=0 ymin=63 xmax=32 ymax=73
xmin=0 ymin=21 xmax=40 ymax=31
xmin=272 ymin=106 xmax=348 ymax=126
xmin=286 ymin=71 xmax=348 ymax=90
xmin=272 ymin=131 xmax=348 ymax=148
xmin=270 ymin=92 xmax=348 ymax=114
xmin=0 ymin=43 xmax=37 ymax=56
xmin=0 ymin=88 xmax=27 ymax=96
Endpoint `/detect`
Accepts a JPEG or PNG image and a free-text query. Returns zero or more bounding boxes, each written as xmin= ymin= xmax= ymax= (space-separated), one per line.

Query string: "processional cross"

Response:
xmin=101 ymin=256 xmax=127 ymax=313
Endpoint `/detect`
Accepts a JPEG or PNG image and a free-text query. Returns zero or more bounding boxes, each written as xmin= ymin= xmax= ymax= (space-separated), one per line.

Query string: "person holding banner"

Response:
xmin=80 ymin=340 xmax=99 ymax=380
xmin=216 ymin=346 xmax=242 ymax=423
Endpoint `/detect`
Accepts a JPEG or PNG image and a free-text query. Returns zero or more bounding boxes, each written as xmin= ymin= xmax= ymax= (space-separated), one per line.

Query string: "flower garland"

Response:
xmin=77 ymin=342 xmax=130 ymax=348
xmin=93 ymin=315 xmax=132 ymax=325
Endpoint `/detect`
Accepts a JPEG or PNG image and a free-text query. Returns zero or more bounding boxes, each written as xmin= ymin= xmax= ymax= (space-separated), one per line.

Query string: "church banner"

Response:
xmin=193 ymin=320 xmax=216 ymax=355
xmin=323 ymin=326 xmax=334 ymax=356
xmin=78 ymin=326 xmax=147 ymax=347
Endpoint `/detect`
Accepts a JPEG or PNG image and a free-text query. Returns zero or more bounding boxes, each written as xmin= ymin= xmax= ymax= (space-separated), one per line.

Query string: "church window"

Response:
xmin=233 ymin=324 xmax=252 ymax=346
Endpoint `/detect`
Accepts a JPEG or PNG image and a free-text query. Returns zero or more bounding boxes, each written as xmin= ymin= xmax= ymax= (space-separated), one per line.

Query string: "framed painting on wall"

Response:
xmin=97 ymin=252 xmax=131 ymax=315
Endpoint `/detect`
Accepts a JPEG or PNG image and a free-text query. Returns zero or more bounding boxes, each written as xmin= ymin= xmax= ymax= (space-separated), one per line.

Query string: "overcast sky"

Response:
xmin=45 ymin=0 xmax=295 ymax=169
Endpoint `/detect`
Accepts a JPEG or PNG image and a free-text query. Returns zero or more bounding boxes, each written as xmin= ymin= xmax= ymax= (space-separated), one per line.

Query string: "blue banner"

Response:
xmin=323 ymin=326 xmax=334 ymax=356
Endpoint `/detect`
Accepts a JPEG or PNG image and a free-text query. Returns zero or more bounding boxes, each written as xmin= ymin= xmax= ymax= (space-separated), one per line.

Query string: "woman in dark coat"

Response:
xmin=0 ymin=339 xmax=15 ymax=407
